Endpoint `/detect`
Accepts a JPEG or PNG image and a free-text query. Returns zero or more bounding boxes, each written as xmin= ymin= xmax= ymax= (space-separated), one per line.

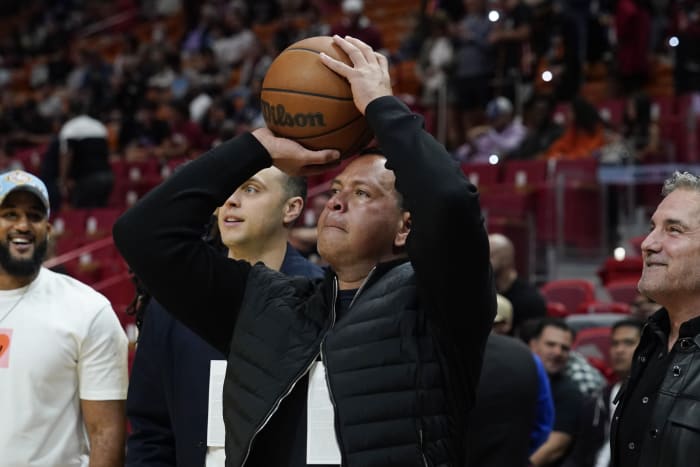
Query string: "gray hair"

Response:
xmin=662 ymin=171 xmax=700 ymax=197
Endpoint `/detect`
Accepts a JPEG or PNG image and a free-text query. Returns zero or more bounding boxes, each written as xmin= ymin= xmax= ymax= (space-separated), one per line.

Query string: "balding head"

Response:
xmin=489 ymin=233 xmax=515 ymax=272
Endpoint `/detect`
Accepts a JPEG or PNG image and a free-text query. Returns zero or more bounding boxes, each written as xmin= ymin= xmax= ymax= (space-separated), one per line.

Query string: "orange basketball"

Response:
xmin=261 ymin=36 xmax=373 ymax=159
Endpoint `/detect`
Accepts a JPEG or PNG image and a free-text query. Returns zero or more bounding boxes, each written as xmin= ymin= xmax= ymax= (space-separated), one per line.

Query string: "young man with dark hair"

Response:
xmin=126 ymin=167 xmax=323 ymax=467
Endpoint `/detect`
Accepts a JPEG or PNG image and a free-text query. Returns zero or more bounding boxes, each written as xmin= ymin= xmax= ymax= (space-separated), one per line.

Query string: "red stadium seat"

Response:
xmin=461 ymin=162 xmax=502 ymax=191
xmin=597 ymin=256 xmax=643 ymax=286
xmin=502 ymin=159 xmax=548 ymax=188
xmin=573 ymin=326 xmax=613 ymax=373
xmin=577 ymin=300 xmax=631 ymax=315
xmin=605 ymin=280 xmax=641 ymax=305
xmin=546 ymin=301 xmax=569 ymax=318
xmin=86 ymin=207 xmax=123 ymax=239
xmin=541 ymin=279 xmax=596 ymax=315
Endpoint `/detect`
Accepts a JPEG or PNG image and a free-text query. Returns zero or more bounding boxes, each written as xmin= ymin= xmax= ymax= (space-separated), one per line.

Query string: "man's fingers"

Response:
xmin=304 ymin=149 xmax=341 ymax=167
xmin=319 ymin=52 xmax=352 ymax=77
xmin=344 ymin=36 xmax=376 ymax=64
xmin=330 ymin=35 xmax=368 ymax=66
xmin=376 ymin=52 xmax=389 ymax=73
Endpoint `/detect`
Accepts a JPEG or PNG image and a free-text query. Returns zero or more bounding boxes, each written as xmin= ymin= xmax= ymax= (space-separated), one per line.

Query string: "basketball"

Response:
xmin=261 ymin=36 xmax=373 ymax=159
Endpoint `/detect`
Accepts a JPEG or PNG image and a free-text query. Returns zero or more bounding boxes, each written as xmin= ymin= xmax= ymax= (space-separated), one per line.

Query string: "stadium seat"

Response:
xmin=541 ymin=279 xmax=596 ymax=315
xmin=546 ymin=301 xmax=569 ymax=318
xmin=577 ymin=300 xmax=631 ymax=315
xmin=502 ymin=159 xmax=548 ymax=188
xmin=605 ymin=280 xmax=641 ymax=305
xmin=597 ymin=256 xmax=643 ymax=286
xmin=573 ymin=326 xmax=613 ymax=372
xmin=461 ymin=162 xmax=502 ymax=190
xmin=86 ymin=207 xmax=123 ymax=239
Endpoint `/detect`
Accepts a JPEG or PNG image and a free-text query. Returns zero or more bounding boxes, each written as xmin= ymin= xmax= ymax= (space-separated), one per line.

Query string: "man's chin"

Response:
xmin=0 ymin=240 xmax=47 ymax=277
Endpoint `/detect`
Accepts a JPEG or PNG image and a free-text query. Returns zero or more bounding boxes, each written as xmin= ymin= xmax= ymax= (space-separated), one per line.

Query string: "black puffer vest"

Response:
xmin=222 ymin=262 xmax=457 ymax=467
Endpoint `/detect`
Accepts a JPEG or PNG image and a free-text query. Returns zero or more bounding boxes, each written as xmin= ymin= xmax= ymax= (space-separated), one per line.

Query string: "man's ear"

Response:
xmin=394 ymin=211 xmax=411 ymax=248
xmin=283 ymin=196 xmax=304 ymax=227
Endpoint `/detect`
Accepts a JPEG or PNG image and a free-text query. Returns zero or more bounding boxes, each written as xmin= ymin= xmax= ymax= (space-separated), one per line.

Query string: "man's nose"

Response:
xmin=225 ymin=191 xmax=241 ymax=207
xmin=13 ymin=214 xmax=30 ymax=230
xmin=327 ymin=192 xmax=346 ymax=212
xmin=641 ymin=229 xmax=660 ymax=254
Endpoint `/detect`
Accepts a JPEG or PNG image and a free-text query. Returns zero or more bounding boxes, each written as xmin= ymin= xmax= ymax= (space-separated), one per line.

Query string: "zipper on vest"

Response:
xmin=320 ymin=277 xmax=343 ymax=464
xmin=319 ymin=272 xmax=374 ymax=466
xmin=419 ymin=428 xmax=429 ymax=467
xmin=348 ymin=266 xmax=376 ymax=309
xmin=240 ymin=279 xmax=339 ymax=467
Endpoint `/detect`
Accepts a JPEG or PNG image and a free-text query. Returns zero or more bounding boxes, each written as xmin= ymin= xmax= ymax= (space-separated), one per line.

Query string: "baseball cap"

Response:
xmin=486 ymin=96 xmax=514 ymax=120
xmin=0 ymin=170 xmax=51 ymax=216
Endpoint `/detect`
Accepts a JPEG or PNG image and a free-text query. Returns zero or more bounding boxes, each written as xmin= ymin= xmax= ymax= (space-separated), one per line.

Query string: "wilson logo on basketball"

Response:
xmin=262 ymin=101 xmax=326 ymax=127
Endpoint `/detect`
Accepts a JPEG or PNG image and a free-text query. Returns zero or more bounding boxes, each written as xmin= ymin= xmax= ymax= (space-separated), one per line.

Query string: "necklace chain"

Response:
xmin=0 ymin=281 xmax=33 ymax=325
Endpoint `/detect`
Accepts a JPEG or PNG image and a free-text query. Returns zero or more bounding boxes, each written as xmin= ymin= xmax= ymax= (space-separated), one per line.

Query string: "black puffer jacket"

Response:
xmin=114 ymin=96 xmax=495 ymax=466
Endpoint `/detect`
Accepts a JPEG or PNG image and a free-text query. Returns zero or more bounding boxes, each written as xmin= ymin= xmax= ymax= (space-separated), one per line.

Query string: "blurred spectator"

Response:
xmin=112 ymin=34 xmax=142 ymax=80
xmin=467 ymin=331 xmax=544 ymax=466
xmin=455 ymin=95 xmax=527 ymax=162
xmin=57 ymin=100 xmax=114 ymax=208
xmin=509 ymin=93 xmax=563 ymax=160
xmin=489 ymin=0 xmax=533 ymax=104
xmin=330 ymin=0 xmax=384 ymax=52
xmin=493 ymin=293 xmax=514 ymax=335
xmin=211 ymin=7 xmax=256 ymax=68
xmin=569 ymin=319 xmax=643 ymax=467
xmin=236 ymin=38 xmax=273 ymax=91
xmin=451 ymin=0 xmax=495 ymax=148
xmin=160 ymin=100 xmax=206 ymax=158
xmin=621 ymin=92 xmax=661 ymax=162
xmin=415 ymin=10 xmax=454 ymax=143
xmin=543 ymin=97 xmax=606 ymax=160
xmin=528 ymin=318 xmax=585 ymax=467
xmin=38 ymin=137 xmax=62 ymax=213
xmin=297 ymin=4 xmax=331 ymax=39
xmin=671 ymin=0 xmax=700 ymax=94
xmin=185 ymin=47 xmax=227 ymax=94
xmin=530 ymin=1 xmax=582 ymax=101
xmin=564 ymin=349 xmax=606 ymax=398
xmin=489 ymin=233 xmax=547 ymax=336
xmin=561 ymin=0 xmax=591 ymax=64
xmin=614 ymin=0 xmax=652 ymax=95
xmin=273 ymin=12 xmax=301 ymax=52
xmin=119 ymin=100 xmax=171 ymax=161
xmin=181 ymin=3 xmax=217 ymax=56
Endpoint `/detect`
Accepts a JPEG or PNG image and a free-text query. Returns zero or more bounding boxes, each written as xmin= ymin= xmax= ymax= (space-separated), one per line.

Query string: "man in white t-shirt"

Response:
xmin=0 ymin=170 xmax=128 ymax=466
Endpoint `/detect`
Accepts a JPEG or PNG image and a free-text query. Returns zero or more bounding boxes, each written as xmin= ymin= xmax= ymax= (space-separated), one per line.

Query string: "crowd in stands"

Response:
xmin=1 ymin=1 xmax=699 ymax=463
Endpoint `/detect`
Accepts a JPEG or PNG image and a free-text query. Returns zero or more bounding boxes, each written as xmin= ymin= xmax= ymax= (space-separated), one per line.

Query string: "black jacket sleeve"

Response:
xmin=365 ymin=96 xmax=497 ymax=392
xmin=113 ymin=134 xmax=271 ymax=352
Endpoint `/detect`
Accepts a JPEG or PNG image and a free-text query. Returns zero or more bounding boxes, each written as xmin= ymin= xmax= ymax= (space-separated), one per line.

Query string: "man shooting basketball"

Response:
xmin=115 ymin=35 xmax=495 ymax=467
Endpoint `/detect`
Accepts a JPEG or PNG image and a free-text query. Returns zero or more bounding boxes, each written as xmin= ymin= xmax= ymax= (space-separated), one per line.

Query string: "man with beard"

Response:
xmin=0 ymin=170 xmax=128 ymax=466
